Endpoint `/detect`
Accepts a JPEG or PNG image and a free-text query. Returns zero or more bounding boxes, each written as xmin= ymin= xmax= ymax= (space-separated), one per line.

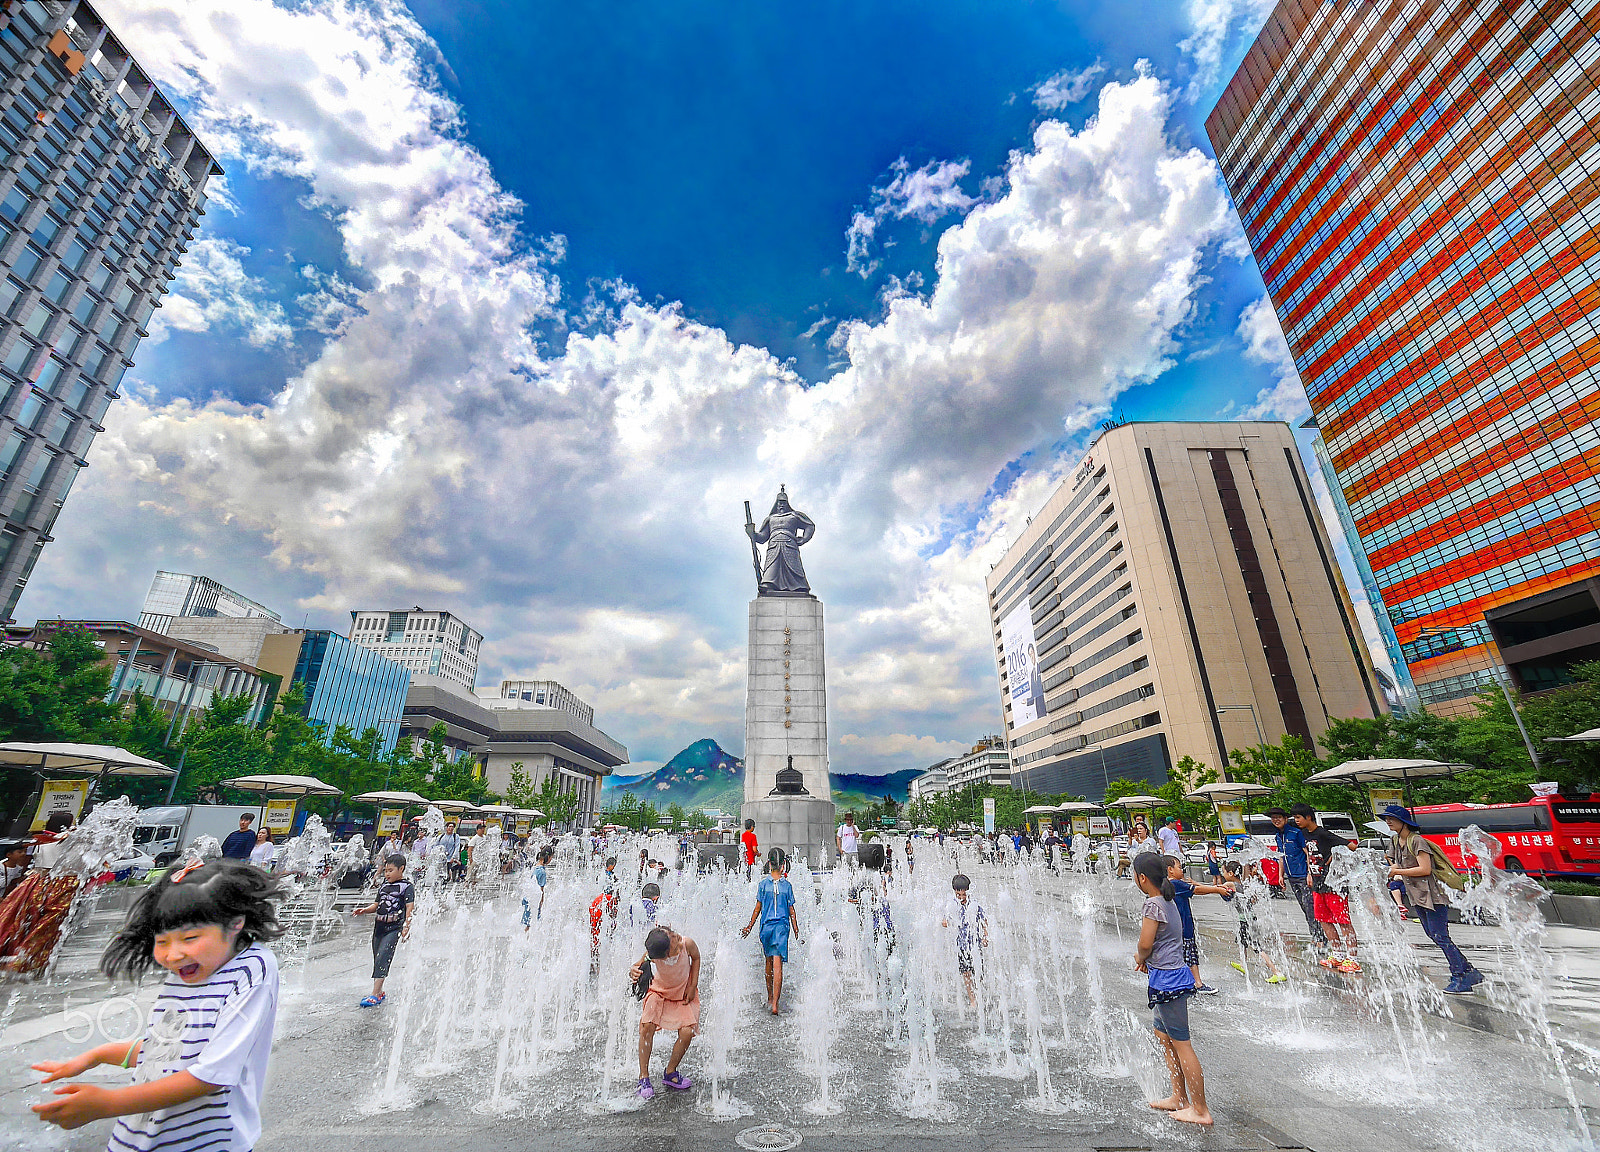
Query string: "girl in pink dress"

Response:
xmin=630 ymin=926 xmax=700 ymax=1098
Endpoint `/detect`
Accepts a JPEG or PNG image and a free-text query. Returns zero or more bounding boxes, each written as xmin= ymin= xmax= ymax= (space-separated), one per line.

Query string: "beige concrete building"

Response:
xmin=985 ymin=422 xmax=1383 ymax=799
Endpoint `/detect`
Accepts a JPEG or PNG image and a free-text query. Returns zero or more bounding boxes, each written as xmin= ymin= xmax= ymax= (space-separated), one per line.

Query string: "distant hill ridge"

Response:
xmin=601 ymin=739 xmax=918 ymax=810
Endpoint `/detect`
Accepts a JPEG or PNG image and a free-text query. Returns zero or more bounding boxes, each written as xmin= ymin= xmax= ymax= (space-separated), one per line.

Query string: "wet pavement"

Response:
xmin=0 ymin=857 xmax=1595 ymax=1152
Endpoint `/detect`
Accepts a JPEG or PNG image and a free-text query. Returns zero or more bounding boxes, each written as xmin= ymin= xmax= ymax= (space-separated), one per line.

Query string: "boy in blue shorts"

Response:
xmin=1165 ymin=854 xmax=1229 ymax=995
xmin=741 ymin=848 xmax=801 ymax=1015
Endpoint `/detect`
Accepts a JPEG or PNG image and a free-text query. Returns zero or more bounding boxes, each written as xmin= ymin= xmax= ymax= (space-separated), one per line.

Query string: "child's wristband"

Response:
xmin=120 ymin=1043 xmax=137 ymax=1069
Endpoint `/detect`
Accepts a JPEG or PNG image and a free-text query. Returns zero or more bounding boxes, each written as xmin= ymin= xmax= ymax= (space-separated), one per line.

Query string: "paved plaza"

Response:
xmin=0 ymin=860 xmax=1595 ymax=1152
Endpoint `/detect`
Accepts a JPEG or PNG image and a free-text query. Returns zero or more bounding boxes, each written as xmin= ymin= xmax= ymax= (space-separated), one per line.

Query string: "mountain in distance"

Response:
xmin=602 ymin=740 xmax=921 ymax=813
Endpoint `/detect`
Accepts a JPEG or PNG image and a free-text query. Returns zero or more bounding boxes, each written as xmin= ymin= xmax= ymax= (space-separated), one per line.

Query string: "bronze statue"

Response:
xmin=744 ymin=486 xmax=815 ymax=596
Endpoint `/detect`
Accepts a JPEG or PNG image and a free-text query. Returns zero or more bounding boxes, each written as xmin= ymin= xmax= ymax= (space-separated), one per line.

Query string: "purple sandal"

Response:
xmin=662 ymin=1071 xmax=692 ymax=1091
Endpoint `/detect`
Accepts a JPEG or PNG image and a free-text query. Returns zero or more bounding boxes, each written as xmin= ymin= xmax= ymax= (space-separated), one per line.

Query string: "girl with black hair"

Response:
xmin=1131 ymin=851 xmax=1212 ymax=1128
xmin=30 ymin=858 xmax=289 ymax=1148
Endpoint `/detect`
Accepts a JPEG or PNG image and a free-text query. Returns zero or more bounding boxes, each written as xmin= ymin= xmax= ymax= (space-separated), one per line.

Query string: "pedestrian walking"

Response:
xmin=32 ymin=859 xmax=287 ymax=1147
xmin=1157 ymin=817 xmax=1181 ymax=857
xmin=1132 ymin=851 xmax=1212 ymax=1128
xmin=220 ymin=813 xmax=258 ymax=860
xmin=1267 ymin=806 xmax=1327 ymax=947
xmin=1381 ymin=804 xmax=1483 ymax=995
xmin=352 ymin=854 xmax=415 ymax=1007
xmin=632 ymin=925 xmax=700 ymax=1099
xmin=249 ymin=830 xmax=276 ymax=871
xmin=741 ymin=819 xmax=759 ymax=881
xmin=741 ymin=848 xmax=800 ymax=1014
xmin=1293 ymin=804 xmax=1360 ymax=973
xmin=941 ymin=873 xmax=988 ymax=1007
xmin=836 ymin=814 xmax=861 ymax=867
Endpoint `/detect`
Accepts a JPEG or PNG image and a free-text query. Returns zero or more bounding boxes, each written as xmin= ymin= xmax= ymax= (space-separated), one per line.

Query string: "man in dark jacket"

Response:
xmin=220 ymin=812 xmax=258 ymax=859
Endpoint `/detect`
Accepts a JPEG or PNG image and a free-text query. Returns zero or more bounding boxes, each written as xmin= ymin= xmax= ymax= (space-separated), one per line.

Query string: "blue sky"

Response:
xmin=27 ymin=0 xmax=1324 ymax=777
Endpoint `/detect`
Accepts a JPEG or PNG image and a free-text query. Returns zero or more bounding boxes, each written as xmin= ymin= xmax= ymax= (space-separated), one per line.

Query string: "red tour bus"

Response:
xmin=1412 ymin=796 xmax=1600 ymax=878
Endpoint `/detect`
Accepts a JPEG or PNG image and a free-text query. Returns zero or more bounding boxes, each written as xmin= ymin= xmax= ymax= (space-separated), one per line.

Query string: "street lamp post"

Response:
xmin=1215 ymin=704 xmax=1265 ymax=747
xmin=1418 ymin=623 xmax=1541 ymax=770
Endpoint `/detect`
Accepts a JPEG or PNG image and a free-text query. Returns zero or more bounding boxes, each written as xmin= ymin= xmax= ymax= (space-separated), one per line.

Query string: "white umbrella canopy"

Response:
xmin=350 ymin=790 xmax=432 ymax=806
xmin=1104 ymin=795 xmax=1165 ymax=809
xmin=1022 ymin=804 xmax=1058 ymax=814
xmin=428 ymin=798 xmax=477 ymax=812
xmin=1054 ymin=801 xmax=1104 ymax=812
xmin=1547 ymin=728 xmax=1600 ymax=742
xmin=0 ymin=741 xmax=174 ymax=777
xmin=219 ymin=773 xmax=342 ymax=797
xmin=1185 ymin=781 xmax=1274 ymax=802
xmin=510 ymin=808 xmax=546 ymax=819
xmin=1304 ymin=759 xmax=1466 ymax=785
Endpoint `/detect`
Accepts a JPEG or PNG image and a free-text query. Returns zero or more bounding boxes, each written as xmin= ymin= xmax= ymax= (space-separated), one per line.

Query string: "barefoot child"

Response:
xmin=940 ymin=873 xmax=988 ymax=1007
xmin=32 ymin=859 xmax=288 ymax=1147
xmin=352 ymin=853 xmax=414 ymax=1007
xmin=1132 ymin=851 xmax=1212 ymax=1128
xmin=741 ymin=849 xmax=800 ymax=1014
xmin=631 ymin=925 xmax=700 ymax=1099
xmin=1220 ymin=861 xmax=1285 ymax=983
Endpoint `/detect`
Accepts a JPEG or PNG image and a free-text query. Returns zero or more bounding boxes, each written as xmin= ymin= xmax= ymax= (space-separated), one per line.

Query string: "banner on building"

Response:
xmin=983 ymin=797 xmax=996 ymax=834
xmin=31 ymin=779 xmax=88 ymax=831
xmin=264 ymin=799 xmax=296 ymax=834
xmin=999 ymin=600 xmax=1044 ymax=728
xmin=1368 ymin=788 xmax=1405 ymax=817
xmin=377 ymin=808 xmax=404 ymax=834
xmin=1071 ymin=815 xmax=1089 ymax=836
xmin=1088 ymin=816 xmax=1111 ymax=836
xmin=1216 ymin=804 xmax=1246 ymax=835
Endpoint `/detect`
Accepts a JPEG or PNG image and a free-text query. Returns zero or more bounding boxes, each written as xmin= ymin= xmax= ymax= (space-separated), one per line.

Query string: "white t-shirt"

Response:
xmin=837 ymin=824 xmax=860 ymax=852
xmin=111 ymin=943 xmax=279 ymax=1152
xmin=1157 ymin=826 xmax=1181 ymax=856
xmin=248 ymin=841 xmax=275 ymax=870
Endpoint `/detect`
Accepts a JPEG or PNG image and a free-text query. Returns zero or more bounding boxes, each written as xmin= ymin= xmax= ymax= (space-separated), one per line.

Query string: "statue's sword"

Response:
xmin=743 ymin=500 xmax=762 ymax=588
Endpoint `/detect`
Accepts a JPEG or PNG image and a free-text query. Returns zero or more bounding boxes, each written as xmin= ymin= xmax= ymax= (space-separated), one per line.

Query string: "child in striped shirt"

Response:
xmin=31 ymin=858 xmax=289 ymax=1151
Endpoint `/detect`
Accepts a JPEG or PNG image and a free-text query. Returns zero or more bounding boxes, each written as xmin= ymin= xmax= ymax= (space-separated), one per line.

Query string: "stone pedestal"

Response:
xmin=742 ymin=595 xmax=836 ymax=868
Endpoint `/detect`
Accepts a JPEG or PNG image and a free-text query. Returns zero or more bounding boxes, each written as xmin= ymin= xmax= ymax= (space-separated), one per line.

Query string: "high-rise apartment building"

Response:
xmin=942 ymin=736 xmax=1012 ymax=792
xmin=0 ymin=2 xmax=220 ymax=619
xmin=1207 ymin=1 xmax=1600 ymax=713
xmin=986 ymin=422 xmax=1382 ymax=799
xmin=349 ymin=607 xmax=482 ymax=689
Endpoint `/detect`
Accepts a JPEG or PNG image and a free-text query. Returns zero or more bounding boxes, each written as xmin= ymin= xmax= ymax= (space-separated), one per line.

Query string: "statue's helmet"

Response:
xmin=770 ymin=486 xmax=791 ymax=515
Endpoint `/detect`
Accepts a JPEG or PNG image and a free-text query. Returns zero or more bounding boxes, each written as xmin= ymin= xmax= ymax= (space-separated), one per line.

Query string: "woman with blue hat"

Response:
xmin=1382 ymin=804 xmax=1484 ymax=995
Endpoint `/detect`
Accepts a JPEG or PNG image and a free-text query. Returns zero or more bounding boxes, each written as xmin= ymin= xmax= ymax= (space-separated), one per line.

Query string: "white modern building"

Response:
xmin=499 ymin=679 xmax=594 ymax=725
xmin=137 ymin=571 xmax=287 ymax=665
xmin=908 ymin=759 xmax=952 ymax=801
xmin=944 ymin=736 xmax=1011 ymax=791
xmin=348 ymin=607 xmax=482 ymax=690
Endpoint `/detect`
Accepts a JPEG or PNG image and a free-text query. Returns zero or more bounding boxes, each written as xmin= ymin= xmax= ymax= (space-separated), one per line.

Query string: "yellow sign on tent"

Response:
xmin=31 ymin=779 xmax=88 ymax=831
xmin=1369 ymin=788 xmax=1405 ymax=817
xmin=264 ymin=799 xmax=296 ymax=834
xmin=1216 ymin=804 xmax=1246 ymax=835
xmin=377 ymin=808 xmax=404 ymax=834
xmin=1071 ymin=815 xmax=1089 ymax=836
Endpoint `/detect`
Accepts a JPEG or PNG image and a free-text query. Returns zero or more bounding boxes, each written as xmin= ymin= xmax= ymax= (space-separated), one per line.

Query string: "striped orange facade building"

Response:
xmin=1207 ymin=0 xmax=1600 ymax=712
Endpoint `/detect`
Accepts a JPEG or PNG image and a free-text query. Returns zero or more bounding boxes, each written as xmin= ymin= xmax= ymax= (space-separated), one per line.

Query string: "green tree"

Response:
xmin=1226 ymin=734 xmax=1359 ymax=816
xmin=0 ymin=626 xmax=123 ymax=742
xmin=504 ymin=761 xmax=536 ymax=808
xmin=533 ymin=773 xmax=581 ymax=828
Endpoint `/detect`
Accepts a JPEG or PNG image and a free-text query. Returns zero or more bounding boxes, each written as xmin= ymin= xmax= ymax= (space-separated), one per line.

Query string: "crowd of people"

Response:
xmin=12 ymin=794 xmax=1501 ymax=1145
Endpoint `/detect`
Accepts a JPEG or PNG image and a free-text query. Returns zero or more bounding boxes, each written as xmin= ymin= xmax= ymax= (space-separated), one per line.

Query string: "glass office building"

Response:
xmin=0 ymin=1 xmax=219 ymax=619
xmin=1207 ymin=1 xmax=1600 ymax=712
xmin=293 ymin=632 xmax=411 ymax=756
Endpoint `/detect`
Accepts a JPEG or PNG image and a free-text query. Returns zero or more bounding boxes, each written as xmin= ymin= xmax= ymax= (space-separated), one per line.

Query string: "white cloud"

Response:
xmin=1236 ymin=295 xmax=1309 ymax=422
xmin=844 ymin=157 xmax=977 ymax=277
xmin=1033 ymin=62 xmax=1106 ymax=110
xmin=27 ymin=3 xmax=1238 ymax=778
xmin=145 ymin=236 xmax=291 ymax=348
xmin=1179 ymin=0 xmax=1275 ymax=98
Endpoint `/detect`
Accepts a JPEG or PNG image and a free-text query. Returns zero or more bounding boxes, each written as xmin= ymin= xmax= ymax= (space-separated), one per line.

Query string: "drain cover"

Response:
xmin=735 ymin=1123 xmax=802 ymax=1151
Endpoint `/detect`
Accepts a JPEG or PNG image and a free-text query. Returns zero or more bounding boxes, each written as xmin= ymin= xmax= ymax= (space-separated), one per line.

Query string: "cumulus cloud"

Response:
xmin=145 ymin=237 xmax=291 ymax=348
xmin=1236 ymin=295 xmax=1309 ymax=422
xmin=1179 ymin=0 xmax=1275 ymax=97
xmin=845 ymin=157 xmax=977 ymax=277
xmin=1033 ymin=62 xmax=1106 ymax=110
xmin=29 ymin=2 xmax=1237 ymax=777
